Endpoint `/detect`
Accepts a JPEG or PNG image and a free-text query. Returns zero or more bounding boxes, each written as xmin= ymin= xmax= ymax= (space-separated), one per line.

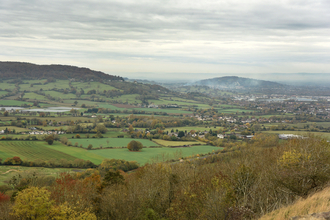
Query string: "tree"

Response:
xmin=75 ymin=134 xmax=81 ymax=138
xmin=95 ymin=124 xmax=107 ymax=134
xmin=127 ymin=140 xmax=143 ymax=151
xmin=178 ymin=131 xmax=185 ymax=138
xmin=3 ymin=111 xmax=8 ymax=117
xmin=88 ymin=144 xmax=93 ymax=150
xmin=74 ymin=100 xmax=78 ymax=106
xmin=11 ymin=187 xmax=53 ymax=219
xmin=45 ymin=135 xmax=54 ymax=145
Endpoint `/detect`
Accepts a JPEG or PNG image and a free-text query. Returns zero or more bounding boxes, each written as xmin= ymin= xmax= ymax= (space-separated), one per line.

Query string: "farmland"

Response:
xmin=0 ymin=140 xmax=221 ymax=166
xmin=69 ymin=138 xmax=159 ymax=148
xmin=0 ymin=141 xmax=78 ymax=162
xmin=89 ymin=145 xmax=221 ymax=165
xmin=152 ymin=139 xmax=206 ymax=146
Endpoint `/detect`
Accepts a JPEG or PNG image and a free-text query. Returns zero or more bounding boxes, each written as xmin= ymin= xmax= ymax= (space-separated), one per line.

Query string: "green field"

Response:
xmin=23 ymin=92 xmax=47 ymax=100
xmin=0 ymin=81 xmax=16 ymax=90
xmin=44 ymin=91 xmax=77 ymax=99
xmin=69 ymin=138 xmax=159 ymax=148
xmin=0 ymin=141 xmax=78 ymax=162
xmin=90 ymin=145 xmax=221 ymax=165
xmin=19 ymin=80 xmax=70 ymax=91
xmin=0 ymin=100 xmax=33 ymax=106
xmin=0 ymin=91 xmax=8 ymax=96
xmin=152 ymin=139 xmax=205 ymax=146
xmin=71 ymin=81 xmax=119 ymax=91
xmin=44 ymin=143 xmax=106 ymax=164
xmin=109 ymin=94 xmax=142 ymax=104
xmin=0 ymin=140 xmax=221 ymax=166
xmin=0 ymin=126 xmax=30 ymax=132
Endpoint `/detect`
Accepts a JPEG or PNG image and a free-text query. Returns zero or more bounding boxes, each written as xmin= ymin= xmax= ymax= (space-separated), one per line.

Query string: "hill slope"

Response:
xmin=260 ymin=186 xmax=330 ymax=220
xmin=0 ymin=61 xmax=123 ymax=81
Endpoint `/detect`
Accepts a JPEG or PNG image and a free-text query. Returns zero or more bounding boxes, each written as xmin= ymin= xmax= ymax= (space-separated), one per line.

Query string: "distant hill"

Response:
xmin=193 ymin=76 xmax=285 ymax=90
xmin=0 ymin=62 xmax=123 ymax=81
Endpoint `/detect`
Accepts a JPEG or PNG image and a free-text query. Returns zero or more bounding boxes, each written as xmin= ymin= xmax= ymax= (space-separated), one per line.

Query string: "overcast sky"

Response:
xmin=0 ymin=0 xmax=329 ymax=81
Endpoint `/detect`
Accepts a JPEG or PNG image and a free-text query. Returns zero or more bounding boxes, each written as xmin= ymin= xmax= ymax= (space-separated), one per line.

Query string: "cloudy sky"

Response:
xmin=0 ymin=0 xmax=329 ymax=81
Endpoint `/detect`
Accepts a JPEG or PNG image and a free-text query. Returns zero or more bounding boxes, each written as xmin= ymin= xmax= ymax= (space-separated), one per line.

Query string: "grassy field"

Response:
xmin=152 ymin=139 xmax=206 ymax=146
xmin=19 ymin=80 xmax=70 ymax=91
xmin=0 ymin=91 xmax=8 ymax=96
xmin=90 ymin=145 xmax=221 ymax=165
xmin=44 ymin=91 xmax=77 ymax=99
xmin=44 ymin=143 xmax=106 ymax=164
xmin=0 ymin=100 xmax=33 ymax=106
xmin=0 ymin=141 xmax=78 ymax=162
xmin=71 ymin=82 xmax=119 ymax=91
xmin=23 ymin=92 xmax=47 ymax=100
xmin=69 ymin=138 xmax=159 ymax=148
xmin=109 ymin=94 xmax=142 ymax=104
xmin=0 ymin=126 xmax=30 ymax=132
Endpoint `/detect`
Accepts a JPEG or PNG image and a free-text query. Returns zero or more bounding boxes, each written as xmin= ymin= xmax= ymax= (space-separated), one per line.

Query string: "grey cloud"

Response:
xmin=0 ymin=0 xmax=330 ymax=80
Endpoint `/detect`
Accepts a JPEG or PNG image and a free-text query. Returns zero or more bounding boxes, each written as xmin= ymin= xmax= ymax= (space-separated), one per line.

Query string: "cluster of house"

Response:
xmin=25 ymin=130 xmax=66 ymax=135
xmin=278 ymin=134 xmax=304 ymax=139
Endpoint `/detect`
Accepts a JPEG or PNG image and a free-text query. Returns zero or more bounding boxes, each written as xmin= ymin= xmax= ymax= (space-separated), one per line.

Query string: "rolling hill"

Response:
xmin=193 ymin=76 xmax=285 ymax=90
xmin=0 ymin=61 xmax=123 ymax=81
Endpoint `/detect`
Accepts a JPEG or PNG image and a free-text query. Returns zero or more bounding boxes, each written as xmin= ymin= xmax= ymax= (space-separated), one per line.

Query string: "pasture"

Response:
xmin=152 ymin=139 xmax=206 ymax=146
xmin=89 ymin=145 xmax=221 ymax=165
xmin=19 ymin=80 xmax=70 ymax=91
xmin=71 ymin=81 xmax=119 ymax=91
xmin=0 ymin=100 xmax=33 ymax=106
xmin=23 ymin=92 xmax=47 ymax=100
xmin=68 ymin=138 xmax=159 ymax=148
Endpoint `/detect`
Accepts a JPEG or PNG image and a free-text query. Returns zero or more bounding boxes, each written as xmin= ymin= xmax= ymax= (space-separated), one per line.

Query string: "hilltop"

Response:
xmin=0 ymin=61 xmax=123 ymax=81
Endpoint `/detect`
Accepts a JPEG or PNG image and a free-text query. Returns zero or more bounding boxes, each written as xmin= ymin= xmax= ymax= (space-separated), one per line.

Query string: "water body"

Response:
xmin=2 ymin=107 xmax=80 ymax=112
xmin=0 ymin=107 xmax=25 ymax=110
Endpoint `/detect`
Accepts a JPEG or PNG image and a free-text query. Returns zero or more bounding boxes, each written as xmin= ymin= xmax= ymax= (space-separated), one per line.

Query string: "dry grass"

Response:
xmin=259 ymin=186 xmax=330 ymax=220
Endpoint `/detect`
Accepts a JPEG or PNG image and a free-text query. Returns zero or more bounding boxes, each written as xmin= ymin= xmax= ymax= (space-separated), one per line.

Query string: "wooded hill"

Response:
xmin=0 ymin=62 xmax=123 ymax=81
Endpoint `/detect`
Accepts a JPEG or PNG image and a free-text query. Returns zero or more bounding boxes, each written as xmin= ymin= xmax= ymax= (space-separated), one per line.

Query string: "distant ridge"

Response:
xmin=0 ymin=61 xmax=123 ymax=81
xmin=194 ymin=76 xmax=284 ymax=90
